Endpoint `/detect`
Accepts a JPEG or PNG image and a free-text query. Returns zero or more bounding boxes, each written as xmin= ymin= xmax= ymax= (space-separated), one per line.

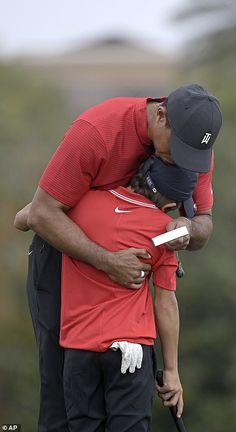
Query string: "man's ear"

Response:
xmin=157 ymin=105 xmax=168 ymax=127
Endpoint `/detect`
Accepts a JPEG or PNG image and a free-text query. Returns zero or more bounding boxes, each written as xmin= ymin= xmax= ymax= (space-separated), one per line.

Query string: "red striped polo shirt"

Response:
xmin=39 ymin=97 xmax=214 ymax=212
xmin=60 ymin=187 xmax=178 ymax=351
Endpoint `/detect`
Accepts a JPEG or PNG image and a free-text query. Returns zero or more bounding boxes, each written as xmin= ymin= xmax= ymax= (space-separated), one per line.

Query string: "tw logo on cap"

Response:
xmin=201 ymin=133 xmax=212 ymax=145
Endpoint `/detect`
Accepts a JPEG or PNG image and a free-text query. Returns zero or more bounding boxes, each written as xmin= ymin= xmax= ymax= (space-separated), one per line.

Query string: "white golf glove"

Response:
xmin=110 ymin=341 xmax=143 ymax=374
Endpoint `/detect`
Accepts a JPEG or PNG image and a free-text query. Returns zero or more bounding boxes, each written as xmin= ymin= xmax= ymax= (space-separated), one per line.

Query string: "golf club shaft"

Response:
xmin=156 ymin=370 xmax=187 ymax=432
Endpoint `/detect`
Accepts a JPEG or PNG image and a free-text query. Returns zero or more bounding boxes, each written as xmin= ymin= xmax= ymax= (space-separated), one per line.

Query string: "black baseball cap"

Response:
xmin=167 ymin=84 xmax=222 ymax=173
xmin=142 ymin=156 xmax=198 ymax=218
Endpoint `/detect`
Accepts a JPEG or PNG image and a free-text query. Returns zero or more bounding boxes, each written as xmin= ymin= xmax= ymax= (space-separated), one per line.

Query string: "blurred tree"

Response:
xmin=143 ymin=68 xmax=236 ymax=430
xmin=167 ymin=2 xmax=236 ymax=431
xmin=174 ymin=0 xmax=236 ymax=64
xmin=0 ymin=61 xmax=72 ymax=431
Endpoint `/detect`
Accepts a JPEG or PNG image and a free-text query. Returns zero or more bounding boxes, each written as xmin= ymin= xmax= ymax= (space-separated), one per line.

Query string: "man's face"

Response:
xmin=152 ymin=125 xmax=174 ymax=165
xmin=148 ymin=104 xmax=175 ymax=165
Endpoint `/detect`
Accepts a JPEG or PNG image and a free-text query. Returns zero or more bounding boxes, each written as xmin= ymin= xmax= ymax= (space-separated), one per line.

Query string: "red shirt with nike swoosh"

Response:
xmin=60 ymin=187 xmax=178 ymax=351
xmin=39 ymin=97 xmax=214 ymax=212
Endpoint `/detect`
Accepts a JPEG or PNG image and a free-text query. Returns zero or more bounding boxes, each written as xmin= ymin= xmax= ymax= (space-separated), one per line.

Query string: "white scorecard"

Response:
xmin=152 ymin=226 xmax=189 ymax=247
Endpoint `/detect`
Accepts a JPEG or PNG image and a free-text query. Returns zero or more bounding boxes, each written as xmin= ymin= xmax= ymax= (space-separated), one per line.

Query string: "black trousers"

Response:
xmin=63 ymin=346 xmax=156 ymax=432
xmin=26 ymin=234 xmax=69 ymax=432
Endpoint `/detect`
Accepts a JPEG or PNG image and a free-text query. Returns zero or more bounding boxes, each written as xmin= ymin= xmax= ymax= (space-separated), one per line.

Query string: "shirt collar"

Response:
xmin=109 ymin=186 xmax=158 ymax=209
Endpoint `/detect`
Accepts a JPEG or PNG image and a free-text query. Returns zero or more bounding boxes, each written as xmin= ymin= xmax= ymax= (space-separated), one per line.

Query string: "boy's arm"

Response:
xmin=154 ymin=284 xmax=183 ymax=417
xmin=14 ymin=203 xmax=32 ymax=231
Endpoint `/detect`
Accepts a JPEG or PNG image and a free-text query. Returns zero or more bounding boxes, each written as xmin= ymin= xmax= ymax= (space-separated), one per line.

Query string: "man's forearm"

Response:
xmin=187 ymin=213 xmax=213 ymax=251
xmin=27 ymin=187 xmax=151 ymax=289
xmin=28 ymin=202 xmax=112 ymax=271
xmin=154 ymin=287 xmax=179 ymax=371
xmin=166 ymin=213 xmax=213 ymax=252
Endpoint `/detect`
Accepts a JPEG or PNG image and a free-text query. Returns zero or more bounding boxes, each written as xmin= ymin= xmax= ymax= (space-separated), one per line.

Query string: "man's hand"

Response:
xmin=105 ymin=248 xmax=151 ymax=289
xmin=166 ymin=217 xmax=192 ymax=251
xmin=27 ymin=188 xmax=151 ymax=290
xmin=166 ymin=212 xmax=213 ymax=251
xmin=156 ymin=369 xmax=184 ymax=418
xmin=14 ymin=203 xmax=32 ymax=231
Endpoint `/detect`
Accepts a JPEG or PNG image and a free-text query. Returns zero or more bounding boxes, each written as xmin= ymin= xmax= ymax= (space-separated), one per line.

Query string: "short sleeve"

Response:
xmin=193 ymin=153 xmax=214 ymax=212
xmin=39 ymin=119 xmax=107 ymax=207
xmin=152 ymin=246 xmax=178 ymax=291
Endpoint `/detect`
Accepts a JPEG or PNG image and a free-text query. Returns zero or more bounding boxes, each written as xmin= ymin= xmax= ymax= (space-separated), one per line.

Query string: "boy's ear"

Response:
xmin=161 ymin=202 xmax=178 ymax=213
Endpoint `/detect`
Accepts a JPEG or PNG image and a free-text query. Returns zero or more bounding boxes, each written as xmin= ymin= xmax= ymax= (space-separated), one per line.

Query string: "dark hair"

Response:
xmin=129 ymin=166 xmax=173 ymax=209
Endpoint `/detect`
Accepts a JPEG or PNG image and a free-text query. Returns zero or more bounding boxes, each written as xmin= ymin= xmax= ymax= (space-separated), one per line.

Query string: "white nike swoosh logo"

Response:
xmin=28 ymin=250 xmax=33 ymax=255
xmin=115 ymin=207 xmax=132 ymax=214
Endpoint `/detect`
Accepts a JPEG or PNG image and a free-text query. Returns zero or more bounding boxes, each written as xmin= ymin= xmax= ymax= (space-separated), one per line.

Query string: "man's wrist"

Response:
xmin=179 ymin=216 xmax=193 ymax=237
xmin=92 ymin=248 xmax=113 ymax=273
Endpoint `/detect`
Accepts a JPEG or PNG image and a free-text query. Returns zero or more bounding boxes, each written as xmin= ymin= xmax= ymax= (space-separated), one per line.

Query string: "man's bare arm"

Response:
xmin=165 ymin=211 xmax=213 ymax=251
xmin=14 ymin=203 xmax=32 ymax=231
xmin=187 ymin=212 xmax=213 ymax=250
xmin=27 ymin=187 xmax=151 ymax=289
xmin=154 ymin=285 xmax=183 ymax=417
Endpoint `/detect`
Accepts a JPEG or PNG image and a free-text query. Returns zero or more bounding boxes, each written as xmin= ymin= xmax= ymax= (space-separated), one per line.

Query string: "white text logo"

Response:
xmin=201 ymin=133 xmax=212 ymax=145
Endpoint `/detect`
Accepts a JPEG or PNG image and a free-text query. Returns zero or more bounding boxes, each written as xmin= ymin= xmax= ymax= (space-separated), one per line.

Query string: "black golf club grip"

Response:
xmin=156 ymin=370 xmax=187 ymax=432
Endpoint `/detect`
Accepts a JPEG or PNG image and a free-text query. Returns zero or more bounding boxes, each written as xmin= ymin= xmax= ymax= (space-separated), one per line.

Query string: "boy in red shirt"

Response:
xmin=61 ymin=156 xmax=197 ymax=432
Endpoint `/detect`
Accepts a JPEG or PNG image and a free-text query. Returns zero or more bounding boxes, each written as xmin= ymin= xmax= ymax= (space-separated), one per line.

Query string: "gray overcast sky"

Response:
xmin=0 ymin=0 xmax=188 ymax=56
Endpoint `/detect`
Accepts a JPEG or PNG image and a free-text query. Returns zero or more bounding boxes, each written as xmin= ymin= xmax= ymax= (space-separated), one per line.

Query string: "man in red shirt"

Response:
xmin=15 ymin=84 xmax=222 ymax=431
xmin=61 ymin=155 xmax=197 ymax=431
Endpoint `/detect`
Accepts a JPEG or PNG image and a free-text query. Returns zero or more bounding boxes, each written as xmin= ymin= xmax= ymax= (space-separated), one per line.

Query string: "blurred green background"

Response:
xmin=1 ymin=1 xmax=236 ymax=431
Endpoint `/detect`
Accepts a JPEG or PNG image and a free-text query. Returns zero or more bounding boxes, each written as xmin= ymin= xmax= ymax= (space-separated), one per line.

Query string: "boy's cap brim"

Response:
xmin=183 ymin=197 xmax=196 ymax=218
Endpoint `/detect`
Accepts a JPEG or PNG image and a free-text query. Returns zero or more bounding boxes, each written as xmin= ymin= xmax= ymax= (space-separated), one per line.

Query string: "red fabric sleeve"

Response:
xmin=193 ymin=153 xmax=214 ymax=213
xmin=39 ymin=119 xmax=107 ymax=207
xmin=152 ymin=246 xmax=178 ymax=291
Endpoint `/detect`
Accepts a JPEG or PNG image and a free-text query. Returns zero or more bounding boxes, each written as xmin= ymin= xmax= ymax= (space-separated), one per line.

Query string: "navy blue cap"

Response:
xmin=167 ymin=84 xmax=222 ymax=173
xmin=142 ymin=156 xmax=198 ymax=218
